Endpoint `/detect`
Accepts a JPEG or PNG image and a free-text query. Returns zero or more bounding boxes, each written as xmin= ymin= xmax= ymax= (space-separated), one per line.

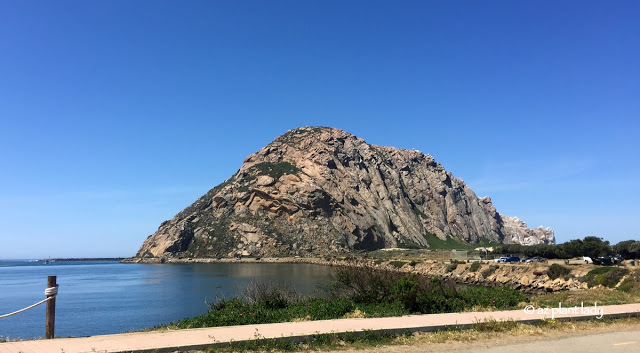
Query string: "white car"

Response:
xmin=494 ymin=257 xmax=508 ymax=263
xmin=583 ymin=256 xmax=593 ymax=264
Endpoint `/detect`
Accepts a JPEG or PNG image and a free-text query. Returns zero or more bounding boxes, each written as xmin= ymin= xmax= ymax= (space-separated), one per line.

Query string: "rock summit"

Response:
xmin=136 ymin=127 xmax=554 ymax=258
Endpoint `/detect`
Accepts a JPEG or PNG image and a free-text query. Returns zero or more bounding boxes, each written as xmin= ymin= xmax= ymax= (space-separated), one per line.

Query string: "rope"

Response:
xmin=44 ymin=285 xmax=58 ymax=297
xmin=0 ymin=285 xmax=59 ymax=319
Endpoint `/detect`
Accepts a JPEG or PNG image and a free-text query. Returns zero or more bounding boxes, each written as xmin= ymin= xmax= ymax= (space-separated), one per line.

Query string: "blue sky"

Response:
xmin=1 ymin=1 xmax=638 ymax=259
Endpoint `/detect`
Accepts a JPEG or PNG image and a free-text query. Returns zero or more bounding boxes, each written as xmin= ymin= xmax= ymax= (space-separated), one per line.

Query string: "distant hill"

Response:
xmin=135 ymin=127 xmax=554 ymax=258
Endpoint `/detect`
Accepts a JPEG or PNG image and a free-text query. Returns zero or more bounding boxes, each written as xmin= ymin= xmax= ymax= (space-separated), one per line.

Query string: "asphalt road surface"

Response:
xmin=361 ymin=329 xmax=640 ymax=353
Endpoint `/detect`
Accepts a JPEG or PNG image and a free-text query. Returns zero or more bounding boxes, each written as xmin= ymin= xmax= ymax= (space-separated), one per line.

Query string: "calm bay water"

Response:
xmin=0 ymin=260 xmax=333 ymax=339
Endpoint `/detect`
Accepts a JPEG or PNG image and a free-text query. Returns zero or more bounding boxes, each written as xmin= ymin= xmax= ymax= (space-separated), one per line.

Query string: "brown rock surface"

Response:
xmin=136 ymin=127 xmax=554 ymax=258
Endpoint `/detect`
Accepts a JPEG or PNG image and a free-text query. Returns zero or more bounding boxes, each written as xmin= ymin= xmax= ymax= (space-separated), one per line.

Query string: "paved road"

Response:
xmin=391 ymin=329 xmax=640 ymax=353
xmin=1 ymin=303 xmax=639 ymax=353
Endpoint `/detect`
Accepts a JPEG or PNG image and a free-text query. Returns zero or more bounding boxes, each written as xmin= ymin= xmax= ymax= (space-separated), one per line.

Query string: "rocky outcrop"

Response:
xmin=500 ymin=216 xmax=555 ymax=245
xmin=135 ymin=127 xmax=554 ymax=258
xmin=408 ymin=262 xmax=590 ymax=293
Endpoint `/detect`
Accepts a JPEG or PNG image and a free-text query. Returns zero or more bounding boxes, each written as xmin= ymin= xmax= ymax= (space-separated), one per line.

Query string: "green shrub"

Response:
xmin=241 ymin=280 xmax=302 ymax=309
xmin=481 ymin=265 xmax=499 ymax=278
xmin=390 ymin=274 xmax=420 ymax=311
xmin=416 ymin=279 xmax=526 ymax=314
xmin=446 ymin=262 xmax=458 ymax=273
xmin=389 ymin=261 xmax=407 ymax=268
xmin=328 ymin=265 xmax=411 ymax=302
xmin=547 ymin=264 xmax=572 ymax=280
xmin=469 ymin=262 xmax=481 ymax=272
xmin=614 ymin=270 xmax=639 ymax=293
xmin=584 ymin=267 xmax=629 ymax=288
xmin=617 ymin=279 xmax=635 ymax=292
xmin=457 ymin=286 xmax=528 ymax=309
xmin=249 ymin=162 xmax=300 ymax=180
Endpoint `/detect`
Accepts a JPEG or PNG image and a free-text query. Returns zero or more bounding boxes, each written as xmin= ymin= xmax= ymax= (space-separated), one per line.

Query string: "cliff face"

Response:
xmin=136 ymin=127 xmax=554 ymax=258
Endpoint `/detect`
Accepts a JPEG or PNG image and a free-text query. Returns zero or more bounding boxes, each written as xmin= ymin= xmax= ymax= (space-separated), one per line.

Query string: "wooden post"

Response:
xmin=45 ymin=276 xmax=56 ymax=339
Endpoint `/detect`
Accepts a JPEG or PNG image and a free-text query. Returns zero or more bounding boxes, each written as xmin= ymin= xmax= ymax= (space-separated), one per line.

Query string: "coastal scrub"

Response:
xmin=159 ymin=266 xmax=527 ymax=330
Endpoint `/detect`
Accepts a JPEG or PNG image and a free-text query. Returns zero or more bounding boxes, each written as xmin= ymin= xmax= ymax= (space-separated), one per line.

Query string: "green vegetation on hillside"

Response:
xmin=422 ymin=233 xmax=499 ymax=250
xmin=618 ymin=270 xmax=640 ymax=293
xmin=423 ymin=233 xmax=466 ymax=250
xmin=583 ymin=267 xmax=629 ymax=288
xmin=412 ymin=207 xmax=428 ymax=220
xmin=249 ymin=161 xmax=301 ymax=180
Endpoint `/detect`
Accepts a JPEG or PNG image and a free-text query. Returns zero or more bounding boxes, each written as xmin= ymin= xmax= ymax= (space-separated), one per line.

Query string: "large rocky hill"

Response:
xmin=136 ymin=127 xmax=554 ymax=258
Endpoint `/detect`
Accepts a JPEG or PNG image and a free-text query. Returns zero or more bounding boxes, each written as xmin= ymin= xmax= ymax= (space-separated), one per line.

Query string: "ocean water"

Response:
xmin=0 ymin=260 xmax=333 ymax=339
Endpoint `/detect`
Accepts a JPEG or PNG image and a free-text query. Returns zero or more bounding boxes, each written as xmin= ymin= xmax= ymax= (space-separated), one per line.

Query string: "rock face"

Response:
xmin=136 ymin=127 xmax=554 ymax=258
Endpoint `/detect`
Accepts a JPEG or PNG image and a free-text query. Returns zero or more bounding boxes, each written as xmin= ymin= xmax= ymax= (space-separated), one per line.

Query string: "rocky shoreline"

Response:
xmin=122 ymin=256 xmax=601 ymax=294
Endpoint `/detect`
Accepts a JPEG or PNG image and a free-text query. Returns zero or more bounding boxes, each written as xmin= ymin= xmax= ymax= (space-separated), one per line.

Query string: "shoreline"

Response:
xmin=120 ymin=256 xmax=596 ymax=294
xmin=46 ymin=257 xmax=128 ymax=262
xmin=121 ymin=256 xmax=331 ymax=265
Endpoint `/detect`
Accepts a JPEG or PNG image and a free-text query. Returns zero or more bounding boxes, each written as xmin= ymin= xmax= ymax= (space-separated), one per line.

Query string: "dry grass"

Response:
xmin=532 ymin=288 xmax=640 ymax=307
xmin=407 ymin=316 xmax=640 ymax=345
xmin=342 ymin=309 xmax=366 ymax=319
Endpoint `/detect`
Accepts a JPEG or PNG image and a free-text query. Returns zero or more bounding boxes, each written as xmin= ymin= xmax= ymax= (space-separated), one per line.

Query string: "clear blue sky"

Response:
xmin=1 ymin=1 xmax=638 ymax=259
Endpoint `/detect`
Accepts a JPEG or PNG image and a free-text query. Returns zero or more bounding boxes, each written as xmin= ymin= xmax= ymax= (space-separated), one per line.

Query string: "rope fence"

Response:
xmin=0 ymin=285 xmax=58 ymax=319
xmin=0 ymin=276 xmax=58 ymax=339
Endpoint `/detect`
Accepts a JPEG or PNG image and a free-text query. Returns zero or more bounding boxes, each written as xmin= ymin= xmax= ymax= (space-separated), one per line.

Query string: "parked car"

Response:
xmin=494 ymin=257 xmax=509 ymax=263
xmin=585 ymin=255 xmax=624 ymax=265
xmin=595 ymin=255 xmax=624 ymax=265
xmin=504 ymin=256 xmax=520 ymax=263
xmin=522 ymin=256 xmax=547 ymax=263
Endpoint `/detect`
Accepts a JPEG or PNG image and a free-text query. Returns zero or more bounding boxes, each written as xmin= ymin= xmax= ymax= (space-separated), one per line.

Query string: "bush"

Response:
xmin=446 ymin=262 xmax=458 ymax=273
xmin=416 ymin=279 xmax=526 ymax=314
xmin=390 ymin=274 xmax=420 ymax=311
xmin=584 ymin=267 xmax=629 ymax=288
xmin=329 ymin=266 xmax=526 ymax=314
xmin=328 ymin=265 xmax=410 ymax=302
xmin=388 ymin=261 xmax=407 ymax=268
xmin=547 ymin=264 xmax=572 ymax=280
xmin=242 ymin=280 xmax=303 ymax=309
xmin=617 ymin=279 xmax=635 ymax=292
xmin=481 ymin=265 xmax=499 ymax=278
xmin=617 ymin=270 xmax=640 ymax=293
xmin=457 ymin=286 xmax=527 ymax=309
xmin=469 ymin=262 xmax=481 ymax=272
xmin=249 ymin=162 xmax=300 ymax=180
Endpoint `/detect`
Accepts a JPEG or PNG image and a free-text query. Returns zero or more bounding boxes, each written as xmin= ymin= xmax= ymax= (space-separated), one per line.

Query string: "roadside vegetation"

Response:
xmin=158 ymin=266 xmax=527 ymax=330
